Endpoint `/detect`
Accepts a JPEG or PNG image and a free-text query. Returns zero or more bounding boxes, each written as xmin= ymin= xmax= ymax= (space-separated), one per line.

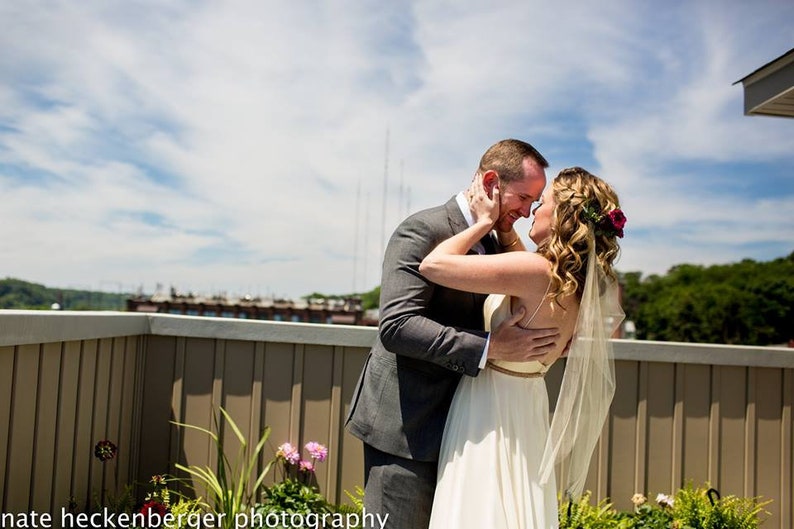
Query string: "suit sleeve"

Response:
xmin=377 ymin=214 xmax=486 ymax=376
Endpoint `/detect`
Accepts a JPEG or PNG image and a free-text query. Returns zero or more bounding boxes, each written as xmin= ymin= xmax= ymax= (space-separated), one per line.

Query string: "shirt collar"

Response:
xmin=455 ymin=191 xmax=476 ymax=227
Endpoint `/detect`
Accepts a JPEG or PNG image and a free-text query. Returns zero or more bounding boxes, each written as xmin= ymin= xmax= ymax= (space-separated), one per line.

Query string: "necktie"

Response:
xmin=480 ymin=233 xmax=497 ymax=255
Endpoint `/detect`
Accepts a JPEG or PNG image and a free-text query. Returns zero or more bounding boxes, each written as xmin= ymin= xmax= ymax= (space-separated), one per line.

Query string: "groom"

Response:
xmin=345 ymin=139 xmax=557 ymax=529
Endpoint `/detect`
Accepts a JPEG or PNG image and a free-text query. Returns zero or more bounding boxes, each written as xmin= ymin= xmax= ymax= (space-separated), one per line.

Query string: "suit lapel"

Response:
xmin=445 ymin=196 xmax=468 ymax=235
xmin=445 ymin=196 xmax=497 ymax=255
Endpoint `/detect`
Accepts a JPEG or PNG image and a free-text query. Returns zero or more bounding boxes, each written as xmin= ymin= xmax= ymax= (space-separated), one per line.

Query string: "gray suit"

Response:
xmin=346 ymin=196 xmax=496 ymax=528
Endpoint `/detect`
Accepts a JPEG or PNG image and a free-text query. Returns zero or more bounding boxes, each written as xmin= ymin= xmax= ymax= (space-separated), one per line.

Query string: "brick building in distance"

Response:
xmin=126 ymin=287 xmax=377 ymax=326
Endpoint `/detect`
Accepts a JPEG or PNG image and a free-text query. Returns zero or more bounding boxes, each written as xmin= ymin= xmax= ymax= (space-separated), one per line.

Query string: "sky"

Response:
xmin=1 ymin=0 xmax=793 ymax=300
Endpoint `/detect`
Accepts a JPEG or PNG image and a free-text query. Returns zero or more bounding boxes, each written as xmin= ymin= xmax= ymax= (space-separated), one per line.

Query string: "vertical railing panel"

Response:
xmin=168 ymin=336 xmax=186 ymax=489
xmin=745 ymin=367 xmax=758 ymax=499
xmin=219 ymin=340 xmax=250 ymax=454
xmin=0 ymin=346 xmax=14 ymax=509
xmin=708 ymin=365 xmax=721 ymax=485
xmin=717 ymin=365 xmax=748 ymax=496
xmin=325 ymin=346 xmax=345 ymax=504
xmin=672 ymin=364 xmax=684 ymax=488
xmin=221 ymin=340 xmax=258 ymax=498
xmin=72 ymin=339 xmax=98 ymax=510
xmin=289 ymin=345 xmax=305 ymax=449
xmin=251 ymin=341 xmax=267 ymax=492
xmin=5 ymin=344 xmax=39 ymax=510
xmin=607 ymin=360 xmax=640 ymax=511
xmin=262 ymin=342 xmax=299 ymax=472
xmin=31 ymin=342 xmax=62 ymax=512
xmin=177 ymin=337 xmax=217 ymax=498
xmin=117 ymin=336 xmax=140 ymax=495
xmin=336 ymin=347 xmax=368 ymax=506
xmin=52 ymin=341 xmax=82 ymax=512
xmin=300 ymin=344 xmax=335 ymax=496
xmin=89 ymin=339 xmax=112 ymax=503
xmin=633 ymin=360 xmax=648 ymax=502
xmin=106 ymin=338 xmax=125 ymax=496
xmin=645 ymin=362 xmax=676 ymax=495
xmin=136 ymin=335 xmax=178 ymax=490
xmin=754 ymin=367 xmax=784 ymax=524
xmin=681 ymin=364 xmax=711 ymax=486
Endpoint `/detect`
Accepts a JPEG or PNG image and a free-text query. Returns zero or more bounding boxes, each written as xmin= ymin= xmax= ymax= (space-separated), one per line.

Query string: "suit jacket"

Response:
xmin=345 ymin=196 xmax=496 ymax=462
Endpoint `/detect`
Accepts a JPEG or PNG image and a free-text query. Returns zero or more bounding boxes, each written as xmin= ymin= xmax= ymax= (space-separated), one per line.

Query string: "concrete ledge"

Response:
xmin=1 ymin=311 xmax=791 ymax=367
xmin=613 ymin=338 xmax=793 ymax=368
xmin=146 ymin=313 xmax=378 ymax=348
xmin=0 ymin=310 xmax=150 ymax=347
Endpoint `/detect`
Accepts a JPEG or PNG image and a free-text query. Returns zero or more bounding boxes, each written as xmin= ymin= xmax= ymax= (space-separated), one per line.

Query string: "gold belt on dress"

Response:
xmin=486 ymin=360 xmax=546 ymax=378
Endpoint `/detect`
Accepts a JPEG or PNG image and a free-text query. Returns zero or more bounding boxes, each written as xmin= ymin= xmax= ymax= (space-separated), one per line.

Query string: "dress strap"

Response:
xmin=523 ymin=278 xmax=552 ymax=327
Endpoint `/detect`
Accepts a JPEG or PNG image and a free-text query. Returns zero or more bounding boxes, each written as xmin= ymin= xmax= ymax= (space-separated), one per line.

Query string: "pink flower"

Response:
xmin=276 ymin=442 xmax=301 ymax=464
xmin=305 ymin=441 xmax=328 ymax=462
xmin=299 ymin=459 xmax=315 ymax=473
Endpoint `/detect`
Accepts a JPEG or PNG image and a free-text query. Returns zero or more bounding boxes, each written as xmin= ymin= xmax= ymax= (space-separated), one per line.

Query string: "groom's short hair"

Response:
xmin=478 ymin=139 xmax=548 ymax=183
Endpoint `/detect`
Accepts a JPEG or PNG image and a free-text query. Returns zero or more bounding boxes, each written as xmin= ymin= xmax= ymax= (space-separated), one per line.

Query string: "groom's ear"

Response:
xmin=481 ymin=170 xmax=499 ymax=198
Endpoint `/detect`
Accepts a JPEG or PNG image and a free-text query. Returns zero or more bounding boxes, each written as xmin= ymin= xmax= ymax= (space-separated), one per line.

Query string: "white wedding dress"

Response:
xmin=428 ymin=293 xmax=559 ymax=529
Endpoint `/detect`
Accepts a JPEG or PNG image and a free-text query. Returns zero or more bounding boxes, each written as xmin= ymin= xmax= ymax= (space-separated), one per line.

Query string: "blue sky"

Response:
xmin=1 ymin=0 xmax=792 ymax=299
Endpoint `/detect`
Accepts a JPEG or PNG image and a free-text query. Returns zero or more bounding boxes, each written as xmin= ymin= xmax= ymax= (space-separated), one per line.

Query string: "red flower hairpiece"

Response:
xmin=581 ymin=204 xmax=626 ymax=238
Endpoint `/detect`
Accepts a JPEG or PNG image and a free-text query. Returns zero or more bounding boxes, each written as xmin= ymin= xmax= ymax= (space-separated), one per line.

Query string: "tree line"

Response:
xmin=0 ymin=278 xmax=127 ymax=310
xmin=620 ymin=251 xmax=793 ymax=346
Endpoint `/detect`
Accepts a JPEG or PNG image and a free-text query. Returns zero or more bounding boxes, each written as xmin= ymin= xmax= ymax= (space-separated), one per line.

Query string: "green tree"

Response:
xmin=621 ymin=251 xmax=794 ymax=345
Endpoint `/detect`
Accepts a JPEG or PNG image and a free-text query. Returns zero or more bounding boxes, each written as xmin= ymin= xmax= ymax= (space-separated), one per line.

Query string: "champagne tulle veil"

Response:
xmin=538 ymin=232 xmax=625 ymax=499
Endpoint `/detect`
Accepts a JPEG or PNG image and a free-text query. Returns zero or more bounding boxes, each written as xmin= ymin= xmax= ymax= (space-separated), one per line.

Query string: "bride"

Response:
xmin=419 ymin=167 xmax=626 ymax=528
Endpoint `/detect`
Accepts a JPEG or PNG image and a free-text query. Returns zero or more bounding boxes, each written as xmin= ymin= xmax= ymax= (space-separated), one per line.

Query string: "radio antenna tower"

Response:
xmin=352 ymin=179 xmax=361 ymax=292
xmin=380 ymin=129 xmax=390 ymax=259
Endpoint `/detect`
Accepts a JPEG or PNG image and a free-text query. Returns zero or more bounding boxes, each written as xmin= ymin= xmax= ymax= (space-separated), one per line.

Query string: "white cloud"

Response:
xmin=1 ymin=0 xmax=792 ymax=297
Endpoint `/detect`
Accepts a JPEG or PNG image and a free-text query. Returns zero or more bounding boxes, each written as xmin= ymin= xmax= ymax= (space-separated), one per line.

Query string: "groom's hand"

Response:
xmin=488 ymin=306 xmax=559 ymax=361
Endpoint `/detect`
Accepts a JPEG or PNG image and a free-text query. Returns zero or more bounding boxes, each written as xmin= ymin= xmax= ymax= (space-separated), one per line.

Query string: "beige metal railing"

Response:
xmin=1 ymin=311 xmax=791 ymax=527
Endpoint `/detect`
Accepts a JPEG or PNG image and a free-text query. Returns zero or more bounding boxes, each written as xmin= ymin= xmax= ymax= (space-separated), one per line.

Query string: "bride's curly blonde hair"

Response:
xmin=536 ymin=167 xmax=622 ymax=304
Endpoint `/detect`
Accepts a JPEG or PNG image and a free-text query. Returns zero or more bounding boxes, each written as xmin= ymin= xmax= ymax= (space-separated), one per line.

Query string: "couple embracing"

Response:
xmin=346 ymin=139 xmax=626 ymax=529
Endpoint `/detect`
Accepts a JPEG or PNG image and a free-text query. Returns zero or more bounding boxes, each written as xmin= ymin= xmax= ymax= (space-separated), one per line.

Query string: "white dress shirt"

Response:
xmin=455 ymin=192 xmax=491 ymax=369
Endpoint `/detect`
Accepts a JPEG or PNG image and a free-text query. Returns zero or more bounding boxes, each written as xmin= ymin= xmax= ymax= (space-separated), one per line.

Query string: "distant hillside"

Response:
xmin=0 ymin=278 xmax=127 ymax=310
xmin=5 ymin=248 xmax=792 ymax=347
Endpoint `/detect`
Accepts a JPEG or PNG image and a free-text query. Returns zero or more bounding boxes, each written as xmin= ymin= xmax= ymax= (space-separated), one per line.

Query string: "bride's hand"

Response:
xmin=469 ymin=173 xmax=499 ymax=226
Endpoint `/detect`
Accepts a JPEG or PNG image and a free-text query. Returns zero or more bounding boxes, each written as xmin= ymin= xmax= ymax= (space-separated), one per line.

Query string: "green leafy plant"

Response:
xmin=671 ymin=483 xmax=771 ymax=529
xmin=331 ymin=487 xmax=365 ymax=529
xmin=558 ymin=491 xmax=626 ymax=529
xmin=167 ymin=496 xmax=207 ymax=529
xmin=90 ymin=484 xmax=136 ymax=516
xmin=559 ymin=484 xmax=770 ymax=529
xmin=342 ymin=485 xmax=364 ymax=513
xmin=259 ymin=478 xmax=329 ymax=517
xmin=626 ymin=493 xmax=673 ymax=529
xmin=259 ymin=441 xmax=331 ymax=516
xmin=172 ymin=407 xmax=273 ymax=529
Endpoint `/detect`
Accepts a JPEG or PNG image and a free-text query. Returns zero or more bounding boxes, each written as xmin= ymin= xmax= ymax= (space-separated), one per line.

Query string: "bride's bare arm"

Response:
xmin=420 ymin=245 xmax=549 ymax=297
